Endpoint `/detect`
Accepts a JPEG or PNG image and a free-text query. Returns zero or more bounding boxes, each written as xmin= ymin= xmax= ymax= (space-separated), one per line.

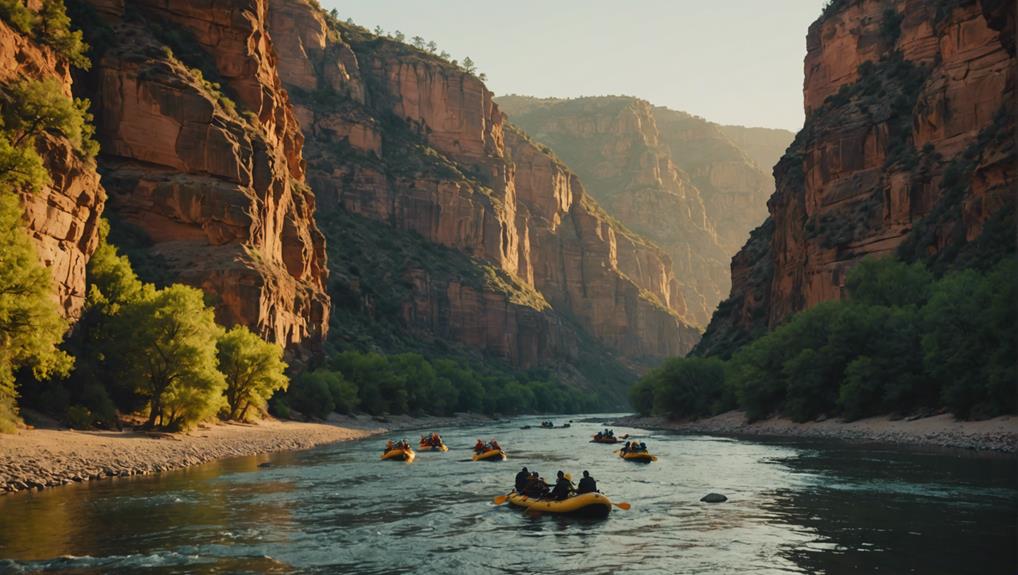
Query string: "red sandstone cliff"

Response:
xmin=266 ymin=1 xmax=700 ymax=372
xmin=78 ymin=0 xmax=329 ymax=351
xmin=697 ymin=0 xmax=1015 ymax=356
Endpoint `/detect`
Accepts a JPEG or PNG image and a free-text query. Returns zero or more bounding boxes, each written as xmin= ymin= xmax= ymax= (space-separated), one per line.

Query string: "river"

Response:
xmin=0 ymin=416 xmax=1014 ymax=574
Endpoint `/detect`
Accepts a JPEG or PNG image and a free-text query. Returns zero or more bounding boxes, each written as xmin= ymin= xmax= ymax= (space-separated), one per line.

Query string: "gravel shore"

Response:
xmin=611 ymin=411 xmax=1018 ymax=453
xmin=0 ymin=413 xmax=496 ymax=495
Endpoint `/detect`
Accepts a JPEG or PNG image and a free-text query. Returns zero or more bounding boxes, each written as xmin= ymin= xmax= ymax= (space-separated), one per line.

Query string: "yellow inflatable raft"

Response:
xmin=472 ymin=448 xmax=507 ymax=462
xmin=620 ymin=451 xmax=657 ymax=463
xmin=418 ymin=443 xmax=449 ymax=452
xmin=380 ymin=448 xmax=415 ymax=462
xmin=507 ymin=492 xmax=612 ymax=518
xmin=590 ymin=436 xmax=620 ymax=444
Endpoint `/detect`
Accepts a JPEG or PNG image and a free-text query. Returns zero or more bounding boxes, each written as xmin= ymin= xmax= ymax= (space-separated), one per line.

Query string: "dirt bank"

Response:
xmin=0 ymin=412 xmax=499 ymax=495
xmin=611 ymin=412 xmax=1018 ymax=453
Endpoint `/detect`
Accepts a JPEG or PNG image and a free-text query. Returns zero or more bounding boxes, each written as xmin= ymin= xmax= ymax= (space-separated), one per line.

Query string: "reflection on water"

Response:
xmin=0 ymin=417 xmax=1014 ymax=574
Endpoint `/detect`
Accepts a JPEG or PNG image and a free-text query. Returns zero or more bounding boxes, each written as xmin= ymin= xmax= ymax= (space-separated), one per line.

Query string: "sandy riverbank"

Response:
xmin=0 ymin=412 xmax=498 ymax=495
xmin=611 ymin=411 xmax=1018 ymax=453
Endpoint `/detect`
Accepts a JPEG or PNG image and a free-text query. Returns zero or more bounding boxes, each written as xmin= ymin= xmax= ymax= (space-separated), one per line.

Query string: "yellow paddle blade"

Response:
xmin=493 ymin=494 xmax=509 ymax=505
xmin=650 ymin=455 xmax=658 ymax=462
xmin=614 ymin=501 xmax=632 ymax=510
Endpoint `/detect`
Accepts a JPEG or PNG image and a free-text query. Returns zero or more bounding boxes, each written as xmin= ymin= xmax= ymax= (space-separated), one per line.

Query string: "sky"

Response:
xmin=320 ymin=1 xmax=829 ymax=132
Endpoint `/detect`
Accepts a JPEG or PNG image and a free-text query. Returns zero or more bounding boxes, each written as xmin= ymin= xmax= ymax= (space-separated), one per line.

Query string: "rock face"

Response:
xmin=651 ymin=107 xmax=784 ymax=256
xmin=716 ymin=124 xmax=795 ymax=178
xmin=79 ymin=0 xmax=329 ymax=351
xmin=696 ymin=0 xmax=1015 ymax=356
xmin=0 ymin=17 xmax=104 ymax=321
xmin=496 ymin=96 xmax=791 ymax=326
xmin=266 ymin=1 xmax=700 ymax=376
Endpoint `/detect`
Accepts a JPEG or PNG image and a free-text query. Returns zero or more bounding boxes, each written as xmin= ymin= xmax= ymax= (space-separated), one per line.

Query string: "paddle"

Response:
xmin=493 ymin=493 xmax=511 ymax=505
xmin=614 ymin=501 xmax=632 ymax=510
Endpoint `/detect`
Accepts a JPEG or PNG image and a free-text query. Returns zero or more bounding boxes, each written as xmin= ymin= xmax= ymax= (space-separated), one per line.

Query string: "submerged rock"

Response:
xmin=700 ymin=493 xmax=728 ymax=503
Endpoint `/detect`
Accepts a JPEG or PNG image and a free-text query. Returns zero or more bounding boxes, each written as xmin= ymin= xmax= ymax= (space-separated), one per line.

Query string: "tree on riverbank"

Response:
xmin=218 ymin=325 xmax=288 ymax=422
xmin=632 ymin=256 xmax=1017 ymax=422
xmin=0 ymin=195 xmax=72 ymax=432
xmin=276 ymin=350 xmax=598 ymax=419
xmin=108 ymin=285 xmax=226 ymax=430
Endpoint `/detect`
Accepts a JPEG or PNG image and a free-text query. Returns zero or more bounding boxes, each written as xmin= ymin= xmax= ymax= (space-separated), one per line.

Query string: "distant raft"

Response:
xmin=590 ymin=436 xmax=620 ymax=444
xmin=620 ymin=451 xmax=657 ymax=463
xmin=507 ymin=492 xmax=612 ymax=518
xmin=472 ymin=449 xmax=507 ymax=462
xmin=418 ymin=442 xmax=449 ymax=452
xmin=380 ymin=448 xmax=415 ymax=463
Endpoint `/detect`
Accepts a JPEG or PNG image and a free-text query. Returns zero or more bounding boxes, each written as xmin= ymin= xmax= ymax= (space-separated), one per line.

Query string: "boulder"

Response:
xmin=700 ymin=493 xmax=728 ymax=503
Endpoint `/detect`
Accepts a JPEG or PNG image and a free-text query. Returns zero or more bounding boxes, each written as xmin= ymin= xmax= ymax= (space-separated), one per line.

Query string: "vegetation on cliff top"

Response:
xmin=0 ymin=0 xmax=89 ymax=68
xmin=634 ymin=256 xmax=1016 ymax=422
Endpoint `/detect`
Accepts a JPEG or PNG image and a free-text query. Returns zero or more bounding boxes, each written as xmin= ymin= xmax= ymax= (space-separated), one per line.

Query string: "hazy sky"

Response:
xmin=320 ymin=1 xmax=828 ymax=131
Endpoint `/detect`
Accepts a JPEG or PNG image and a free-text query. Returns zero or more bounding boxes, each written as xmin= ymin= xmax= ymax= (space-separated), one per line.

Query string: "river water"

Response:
xmin=0 ymin=416 xmax=1014 ymax=574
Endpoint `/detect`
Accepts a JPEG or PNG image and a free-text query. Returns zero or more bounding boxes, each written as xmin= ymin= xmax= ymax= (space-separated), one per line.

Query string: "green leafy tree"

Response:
xmin=36 ymin=0 xmax=89 ymax=69
xmin=108 ymin=284 xmax=225 ymax=430
xmin=54 ymin=220 xmax=151 ymax=424
xmin=462 ymin=56 xmax=476 ymax=73
xmin=0 ymin=0 xmax=89 ymax=68
xmin=643 ymin=357 xmax=729 ymax=419
xmin=0 ymin=0 xmax=34 ymax=35
xmin=0 ymin=78 xmax=98 ymax=192
xmin=373 ymin=25 xmax=384 ymax=36
xmin=0 ymin=194 xmax=72 ymax=431
xmin=286 ymin=368 xmax=358 ymax=418
xmin=393 ymin=30 xmax=404 ymax=42
xmin=922 ymin=259 xmax=1017 ymax=418
xmin=411 ymin=35 xmax=425 ymax=49
xmin=845 ymin=256 xmax=933 ymax=308
xmin=217 ymin=325 xmax=288 ymax=421
xmin=426 ymin=40 xmax=437 ymax=53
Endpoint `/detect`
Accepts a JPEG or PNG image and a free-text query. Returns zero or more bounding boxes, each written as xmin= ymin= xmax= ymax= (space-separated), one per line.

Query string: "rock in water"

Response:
xmin=700 ymin=493 xmax=727 ymax=503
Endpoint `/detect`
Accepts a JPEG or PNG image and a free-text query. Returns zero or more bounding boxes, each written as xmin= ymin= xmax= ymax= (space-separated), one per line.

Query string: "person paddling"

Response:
xmin=474 ymin=439 xmax=486 ymax=453
xmin=515 ymin=466 xmax=529 ymax=493
xmin=550 ymin=470 xmax=571 ymax=500
xmin=577 ymin=470 xmax=597 ymax=494
xmin=526 ymin=471 xmax=549 ymax=498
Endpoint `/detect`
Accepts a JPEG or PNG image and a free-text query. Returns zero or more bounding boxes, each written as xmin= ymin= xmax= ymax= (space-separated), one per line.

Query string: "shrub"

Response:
xmin=649 ymin=357 xmax=729 ymax=420
xmin=287 ymin=372 xmax=335 ymax=419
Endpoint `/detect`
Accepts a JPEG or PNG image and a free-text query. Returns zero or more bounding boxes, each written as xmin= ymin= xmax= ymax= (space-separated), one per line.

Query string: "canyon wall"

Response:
xmin=0 ymin=16 xmax=104 ymax=320
xmin=497 ymin=96 xmax=791 ymax=326
xmin=697 ymin=0 xmax=1015 ymax=356
xmin=77 ymin=0 xmax=330 ymax=351
xmin=266 ymin=1 xmax=701 ymax=376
